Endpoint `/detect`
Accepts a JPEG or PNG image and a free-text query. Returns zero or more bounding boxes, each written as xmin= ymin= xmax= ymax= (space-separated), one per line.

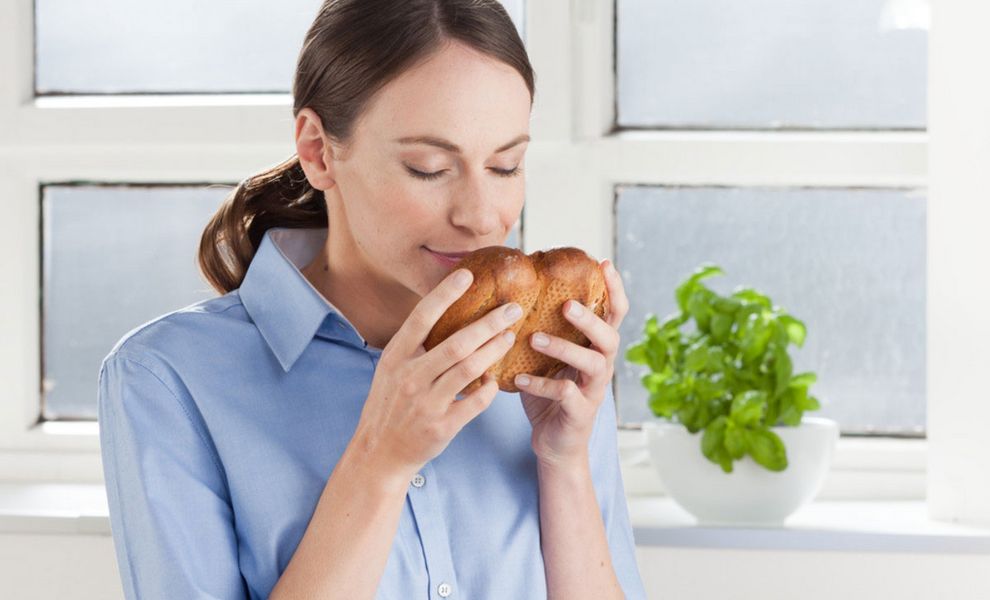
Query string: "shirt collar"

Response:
xmin=239 ymin=226 xmax=367 ymax=372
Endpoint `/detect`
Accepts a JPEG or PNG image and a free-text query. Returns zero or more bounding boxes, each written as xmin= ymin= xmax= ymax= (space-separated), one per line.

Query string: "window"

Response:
xmin=0 ymin=0 xmax=946 ymax=502
xmin=613 ymin=185 xmax=926 ymax=435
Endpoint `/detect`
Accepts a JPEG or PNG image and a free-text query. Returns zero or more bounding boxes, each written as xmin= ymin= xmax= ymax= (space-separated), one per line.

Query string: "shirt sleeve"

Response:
xmin=589 ymin=383 xmax=647 ymax=600
xmin=98 ymin=350 xmax=249 ymax=599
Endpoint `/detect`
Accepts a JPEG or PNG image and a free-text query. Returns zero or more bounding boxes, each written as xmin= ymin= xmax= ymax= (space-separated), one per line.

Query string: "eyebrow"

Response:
xmin=394 ymin=134 xmax=530 ymax=154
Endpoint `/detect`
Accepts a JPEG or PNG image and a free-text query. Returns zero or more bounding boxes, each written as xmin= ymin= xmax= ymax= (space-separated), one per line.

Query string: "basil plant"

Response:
xmin=624 ymin=264 xmax=821 ymax=473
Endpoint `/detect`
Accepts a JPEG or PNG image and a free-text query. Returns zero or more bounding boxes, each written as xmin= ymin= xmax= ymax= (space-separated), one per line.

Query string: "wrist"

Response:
xmin=535 ymin=448 xmax=591 ymax=475
xmin=342 ymin=429 xmax=416 ymax=496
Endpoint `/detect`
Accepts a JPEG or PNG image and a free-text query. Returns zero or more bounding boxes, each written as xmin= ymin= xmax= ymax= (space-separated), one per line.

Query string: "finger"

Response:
xmin=445 ymin=372 xmax=500 ymax=432
xmin=421 ymin=300 xmax=524 ymax=382
xmin=513 ymin=373 xmax=588 ymax=415
xmin=527 ymin=330 xmax=610 ymax=389
xmin=393 ymin=268 xmax=474 ymax=358
xmin=600 ymin=259 xmax=630 ymax=329
xmin=432 ymin=327 xmax=517 ymax=402
xmin=562 ymin=299 xmax=619 ymax=358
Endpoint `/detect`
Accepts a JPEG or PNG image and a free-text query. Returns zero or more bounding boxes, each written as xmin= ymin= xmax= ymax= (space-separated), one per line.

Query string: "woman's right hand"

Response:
xmin=350 ymin=268 xmax=525 ymax=482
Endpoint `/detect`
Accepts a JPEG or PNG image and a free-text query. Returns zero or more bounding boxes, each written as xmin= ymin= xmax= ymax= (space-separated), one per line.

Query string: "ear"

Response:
xmin=295 ymin=108 xmax=339 ymax=191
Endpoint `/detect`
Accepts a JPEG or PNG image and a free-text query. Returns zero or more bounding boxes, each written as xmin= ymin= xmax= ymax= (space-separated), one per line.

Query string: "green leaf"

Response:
xmin=644 ymin=314 xmax=659 ymax=336
xmin=676 ymin=264 xmax=722 ymax=314
xmin=712 ymin=296 xmax=742 ymax=315
xmin=648 ymin=375 xmax=684 ymax=417
xmin=742 ymin=321 xmax=772 ymax=362
xmin=649 ymin=392 xmax=680 ymax=417
xmin=677 ymin=400 xmax=702 ymax=432
xmin=773 ymin=345 xmax=793 ymax=399
xmin=710 ymin=312 xmax=733 ymax=344
xmin=731 ymin=287 xmax=772 ymax=310
xmin=694 ymin=373 xmax=728 ymax=401
xmin=805 ymin=395 xmax=822 ymax=411
xmin=687 ymin=292 xmax=713 ymax=334
xmin=788 ymin=372 xmax=817 ymax=390
xmin=775 ymin=389 xmax=798 ymax=426
xmin=778 ymin=314 xmax=807 ymax=348
xmin=730 ymin=390 xmax=766 ymax=427
xmin=780 ymin=401 xmax=802 ymax=426
xmin=744 ymin=428 xmax=788 ymax=471
xmin=645 ymin=335 xmax=669 ymax=372
xmin=724 ymin=421 xmax=747 ymax=459
xmin=640 ymin=371 xmax=664 ymax=393
xmin=701 ymin=415 xmax=727 ymax=459
xmin=684 ymin=339 xmax=710 ymax=372
xmin=625 ymin=342 xmax=648 ymax=365
xmin=660 ymin=312 xmax=690 ymax=332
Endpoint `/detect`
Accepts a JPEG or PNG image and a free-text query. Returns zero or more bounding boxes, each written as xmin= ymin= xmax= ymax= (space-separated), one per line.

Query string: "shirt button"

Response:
xmin=437 ymin=582 xmax=453 ymax=597
xmin=411 ymin=473 xmax=426 ymax=488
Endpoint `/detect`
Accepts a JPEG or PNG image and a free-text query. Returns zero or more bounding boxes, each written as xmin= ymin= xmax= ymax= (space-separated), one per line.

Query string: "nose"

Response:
xmin=449 ymin=171 xmax=502 ymax=236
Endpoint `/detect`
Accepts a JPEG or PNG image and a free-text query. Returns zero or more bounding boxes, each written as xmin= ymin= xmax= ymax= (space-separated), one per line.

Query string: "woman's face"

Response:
xmin=312 ymin=40 xmax=531 ymax=299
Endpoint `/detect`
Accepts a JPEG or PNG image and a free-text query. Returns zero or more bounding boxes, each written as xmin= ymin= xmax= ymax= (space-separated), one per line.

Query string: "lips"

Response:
xmin=426 ymin=247 xmax=473 ymax=259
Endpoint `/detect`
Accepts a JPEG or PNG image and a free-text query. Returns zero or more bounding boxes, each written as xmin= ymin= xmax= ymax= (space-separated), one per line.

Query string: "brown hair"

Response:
xmin=198 ymin=0 xmax=535 ymax=294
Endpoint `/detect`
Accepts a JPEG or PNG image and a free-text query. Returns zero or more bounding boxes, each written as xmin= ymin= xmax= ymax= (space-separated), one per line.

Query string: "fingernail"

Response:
xmin=505 ymin=303 xmax=523 ymax=321
xmin=567 ymin=301 xmax=583 ymax=318
xmin=454 ymin=269 xmax=472 ymax=287
xmin=532 ymin=332 xmax=550 ymax=347
xmin=516 ymin=374 xmax=531 ymax=387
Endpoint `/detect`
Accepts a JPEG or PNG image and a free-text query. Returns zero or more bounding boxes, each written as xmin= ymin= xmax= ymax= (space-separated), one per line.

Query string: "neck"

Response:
xmin=300 ymin=219 xmax=418 ymax=351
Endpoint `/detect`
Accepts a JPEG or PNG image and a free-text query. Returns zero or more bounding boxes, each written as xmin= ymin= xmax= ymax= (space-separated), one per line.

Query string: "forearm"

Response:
xmin=270 ymin=434 xmax=410 ymax=599
xmin=537 ymin=451 xmax=623 ymax=599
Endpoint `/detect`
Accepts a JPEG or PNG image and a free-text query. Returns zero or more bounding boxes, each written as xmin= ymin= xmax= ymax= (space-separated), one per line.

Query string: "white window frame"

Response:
xmin=0 ymin=0 xmax=966 ymax=507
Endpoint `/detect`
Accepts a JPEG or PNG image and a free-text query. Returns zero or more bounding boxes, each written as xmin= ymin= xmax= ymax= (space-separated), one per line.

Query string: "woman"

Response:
xmin=98 ymin=1 xmax=646 ymax=598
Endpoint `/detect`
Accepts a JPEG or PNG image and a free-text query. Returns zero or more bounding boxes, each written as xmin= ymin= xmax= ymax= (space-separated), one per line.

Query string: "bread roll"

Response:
xmin=424 ymin=246 xmax=610 ymax=395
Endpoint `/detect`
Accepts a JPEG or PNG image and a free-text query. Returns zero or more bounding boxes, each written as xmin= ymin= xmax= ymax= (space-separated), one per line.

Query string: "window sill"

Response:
xmin=2 ymin=482 xmax=989 ymax=556
xmin=0 ymin=482 xmax=110 ymax=535
xmin=629 ymin=496 xmax=990 ymax=554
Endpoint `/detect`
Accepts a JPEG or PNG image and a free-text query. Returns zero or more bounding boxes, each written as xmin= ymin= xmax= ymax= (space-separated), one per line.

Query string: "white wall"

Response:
xmin=3 ymin=534 xmax=987 ymax=600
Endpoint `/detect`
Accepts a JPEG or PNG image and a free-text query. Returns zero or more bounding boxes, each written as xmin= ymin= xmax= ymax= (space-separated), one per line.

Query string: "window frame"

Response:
xmin=0 ymin=0 xmax=927 ymax=500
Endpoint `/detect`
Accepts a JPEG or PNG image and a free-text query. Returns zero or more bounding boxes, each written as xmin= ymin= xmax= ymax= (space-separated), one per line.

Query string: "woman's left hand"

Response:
xmin=516 ymin=259 xmax=630 ymax=466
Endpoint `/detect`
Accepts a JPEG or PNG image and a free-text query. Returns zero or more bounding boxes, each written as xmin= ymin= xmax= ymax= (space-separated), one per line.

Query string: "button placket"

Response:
xmin=404 ymin=462 xmax=458 ymax=600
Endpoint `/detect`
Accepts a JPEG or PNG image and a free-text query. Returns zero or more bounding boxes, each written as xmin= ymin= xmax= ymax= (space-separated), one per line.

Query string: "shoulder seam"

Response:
xmin=111 ymin=296 xmax=244 ymax=354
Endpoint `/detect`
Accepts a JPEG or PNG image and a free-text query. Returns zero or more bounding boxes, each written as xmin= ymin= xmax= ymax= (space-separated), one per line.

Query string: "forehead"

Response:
xmin=357 ymin=42 xmax=532 ymax=153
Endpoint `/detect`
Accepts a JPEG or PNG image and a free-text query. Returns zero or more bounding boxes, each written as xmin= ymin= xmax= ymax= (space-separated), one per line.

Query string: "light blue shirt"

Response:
xmin=98 ymin=226 xmax=646 ymax=599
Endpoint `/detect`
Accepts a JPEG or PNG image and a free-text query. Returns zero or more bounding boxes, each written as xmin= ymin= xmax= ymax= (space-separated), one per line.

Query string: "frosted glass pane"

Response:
xmin=617 ymin=0 xmax=927 ymax=129
xmin=614 ymin=186 xmax=926 ymax=436
xmin=42 ymin=185 xmax=228 ymax=420
xmin=36 ymin=0 xmax=526 ymax=94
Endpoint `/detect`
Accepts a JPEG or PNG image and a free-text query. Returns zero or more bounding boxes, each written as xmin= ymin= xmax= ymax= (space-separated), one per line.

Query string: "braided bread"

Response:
xmin=424 ymin=246 xmax=609 ymax=394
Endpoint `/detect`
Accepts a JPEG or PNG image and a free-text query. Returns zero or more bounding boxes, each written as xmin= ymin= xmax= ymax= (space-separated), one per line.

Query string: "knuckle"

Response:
xmin=609 ymin=330 xmax=621 ymax=351
xmin=400 ymin=377 xmax=420 ymax=398
xmin=409 ymin=310 xmax=432 ymax=334
xmin=443 ymin=338 xmax=469 ymax=362
xmin=588 ymin=356 xmax=605 ymax=378
xmin=458 ymin=357 xmax=484 ymax=381
xmin=563 ymin=379 xmax=581 ymax=397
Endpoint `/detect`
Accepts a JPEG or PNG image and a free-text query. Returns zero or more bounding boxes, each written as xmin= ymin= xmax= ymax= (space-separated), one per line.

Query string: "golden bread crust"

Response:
xmin=424 ymin=246 xmax=610 ymax=395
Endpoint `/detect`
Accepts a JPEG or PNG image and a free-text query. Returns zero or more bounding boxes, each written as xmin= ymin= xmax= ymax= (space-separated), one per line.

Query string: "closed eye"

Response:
xmin=405 ymin=166 xmax=522 ymax=181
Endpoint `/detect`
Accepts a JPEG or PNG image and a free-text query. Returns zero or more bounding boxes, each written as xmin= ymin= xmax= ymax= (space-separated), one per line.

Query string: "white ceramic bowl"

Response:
xmin=643 ymin=416 xmax=839 ymax=527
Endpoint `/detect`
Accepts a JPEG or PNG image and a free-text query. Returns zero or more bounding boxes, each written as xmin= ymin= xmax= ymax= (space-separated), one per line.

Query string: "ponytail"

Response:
xmin=197 ymin=154 xmax=326 ymax=295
